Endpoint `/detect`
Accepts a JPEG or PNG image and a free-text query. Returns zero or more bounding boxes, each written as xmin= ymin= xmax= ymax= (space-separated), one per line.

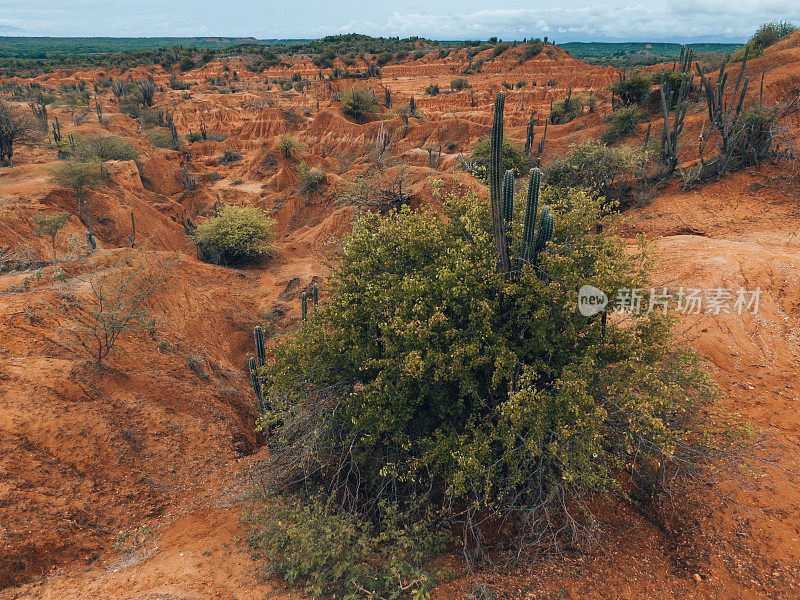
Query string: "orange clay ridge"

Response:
xmin=1 ymin=36 xmax=800 ymax=600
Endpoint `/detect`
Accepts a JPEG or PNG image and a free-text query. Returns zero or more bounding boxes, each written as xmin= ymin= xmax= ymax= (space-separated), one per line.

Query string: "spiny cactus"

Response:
xmin=489 ymin=91 xmax=510 ymax=273
xmin=127 ymin=211 xmax=136 ymax=248
xmin=84 ymin=201 xmax=96 ymax=252
xmin=248 ymin=356 xmax=265 ymax=413
xmin=533 ymin=206 xmax=554 ymax=258
xmin=524 ymin=110 xmax=535 ymax=155
xmin=254 ymin=325 xmax=266 ymax=368
xmin=312 ymin=282 xmax=319 ymax=306
xmin=502 ymin=170 xmax=514 ymax=224
xmin=51 ymin=115 xmax=62 ymax=145
xmin=520 ymin=168 xmax=541 ymax=262
xmin=536 ymin=120 xmax=547 ymax=162
xmin=301 ymin=291 xmax=308 ymax=321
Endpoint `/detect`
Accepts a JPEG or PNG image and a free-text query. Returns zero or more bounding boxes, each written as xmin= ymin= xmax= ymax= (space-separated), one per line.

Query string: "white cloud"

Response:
xmin=2 ymin=0 xmax=799 ymax=41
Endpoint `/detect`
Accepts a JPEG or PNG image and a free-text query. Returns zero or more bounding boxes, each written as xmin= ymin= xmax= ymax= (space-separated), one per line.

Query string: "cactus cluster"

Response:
xmin=250 ymin=326 xmax=267 ymax=413
xmin=502 ymin=170 xmax=514 ymax=224
xmin=519 ymin=168 xmax=553 ymax=266
xmin=489 ymin=92 xmax=510 ymax=273
xmin=524 ymin=110 xmax=535 ymax=155
xmin=489 ymin=92 xmax=554 ymax=275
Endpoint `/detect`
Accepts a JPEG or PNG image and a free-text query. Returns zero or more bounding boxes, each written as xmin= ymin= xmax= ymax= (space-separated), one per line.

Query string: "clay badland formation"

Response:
xmin=1 ymin=32 xmax=800 ymax=599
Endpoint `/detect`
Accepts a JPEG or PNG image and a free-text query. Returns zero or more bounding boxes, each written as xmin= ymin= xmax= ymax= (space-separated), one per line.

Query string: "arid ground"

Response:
xmin=2 ymin=34 xmax=800 ymax=599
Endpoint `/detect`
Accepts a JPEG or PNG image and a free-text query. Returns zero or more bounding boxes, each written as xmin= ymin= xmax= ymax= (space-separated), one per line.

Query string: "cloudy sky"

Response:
xmin=0 ymin=0 xmax=797 ymax=42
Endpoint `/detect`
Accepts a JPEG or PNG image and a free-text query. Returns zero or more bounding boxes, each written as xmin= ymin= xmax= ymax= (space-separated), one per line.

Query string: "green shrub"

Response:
xmin=550 ymin=94 xmax=591 ymax=124
xmin=726 ymin=106 xmax=778 ymax=168
xmin=730 ymin=21 xmax=797 ymax=62
xmin=471 ymin=135 xmax=527 ymax=176
xmin=244 ymin=494 xmax=446 ymax=599
xmin=48 ymin=159 xmax=104 ymax=205
xmin=186 ymin=131 xmax=203 ymax=143
xmin=298 ymin=162 xmax=325 ymax=194
xmin=337 ymin=89 xmax=379 ymax=121
xmin=218 ymin=148 xmax=241 ymax=164
xmin=275 ymin=134 xmax=304 ymax=160
xmin=450 ymin=77 xmax=470 ymax=91
xmin=75 ymin=134 xmax=139 ymax=162
xmin=169 ymin=75 xmax=190 ymax=90
xmin=543 ymin=138 xmax=647 ymax=192
xmin=521 ymin=39 xmax=544 ymax=61
xmin=730 ymin=43 xmax=763 ymax=63
xmin=601 ymin=106 xmax=646 ymax=144
xmin=206 ymin=131 xmax=228 ymax=142
xmin=146 ymin=128 xmax=180 ymax=150
xmin=256 ymin=188 xmax=743 ymax=563
xmin=610 ymin=74 xmax=651 ymax=106
xmin=424 ymin=83 xmax=440 ymax=95
xmin=193 ymin=205 xmax=275 ymax=266
xmin=179 ymin=56 xmax=196 ymax=72
xmin=376 ymin=52 xmax=393 ymax=66
xmin=750 ymin=21 xmax=797 ymax=51
xmin=492 ymin=42 xmax=510 ymax=57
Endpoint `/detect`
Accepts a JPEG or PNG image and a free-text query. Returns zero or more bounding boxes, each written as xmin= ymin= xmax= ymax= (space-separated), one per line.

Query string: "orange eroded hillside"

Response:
xmin=1 ymin=37 xmax=800 ymax=599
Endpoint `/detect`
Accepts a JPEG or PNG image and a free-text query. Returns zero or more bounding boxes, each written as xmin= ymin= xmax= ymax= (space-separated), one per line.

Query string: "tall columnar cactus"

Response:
xmin=84 ymin=201 xmax=96 ymax=252
xmin=533 ymin=206 xmax=554 ymax=259
xmin=254 ymin=325 xmax=266 ymax=368
xmin=502 ymin=170 xmax=514 ymax=224
xmin=524 ymin=110 xmax=535 ymax=155
xmin=248 ymin=356 xmax=264 ymax=413
xmin=301 ymin=291 xmax=308 ymax=321
xmin=312 ymin=282 xmax=319 ymax=306
xmin=520 ymin=168 xmax=541 ymax=262
xmin=489 ymin=92 xmax=510 ymax=273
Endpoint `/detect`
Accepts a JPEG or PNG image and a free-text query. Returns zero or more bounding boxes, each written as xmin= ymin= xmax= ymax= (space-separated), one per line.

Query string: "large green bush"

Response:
xmin=601 ymin=106 xmax=646 ymax=144
xmin=244 ymin=495 xmax=446 ymax=599
xmin=543 ymin=139 xmax=648 ymax=193
xmin=193 ymin=206 xmax=275 ymax=266
xmin=471 ymin=135 xmax=527 ymax=176
xmin=610 ymin=74 xmax=651 ymax=106
xmin=337 ymin=89 xmax=379 ymax=121
xmin=75 ymin=134 xmax=139 ymax=162
xmin=549 ymin=93 xmax=593 ymax=124
xmin=731 ymin=21 xmax=797 ymax=62
xmin=253 ymin=187 xmax=741 ymax=578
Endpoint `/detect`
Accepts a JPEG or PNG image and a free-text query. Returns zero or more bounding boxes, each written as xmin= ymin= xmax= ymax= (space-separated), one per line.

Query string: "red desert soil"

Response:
xmin=1 ymin=36 xmax=800 ymax=599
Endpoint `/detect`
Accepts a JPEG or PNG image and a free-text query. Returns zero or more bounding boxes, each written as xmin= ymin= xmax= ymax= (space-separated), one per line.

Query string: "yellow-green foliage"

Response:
xmin=48 ymin=159 xmax=104 ymax=200
xmin=256 ymin=187 xmax=737 ymax=563
xmin=74 ymin=134 xmax=138 ymax=162
xmin=471 ymin=135 xmax=527 ymax=176
xmin=275 ymin=134 xmax=305 ymax=160
xmin=337 ymin=88 xmax=379 ymax=121
xmin=601 ymin=106 xmax=646 ymax=144
xmin=543 ymin=138 xmax=648 ymax=192
xmin=550 ymin=93 xmax=592 ymax=123
xmin=193 ymin=206 xmax=275 ymax=266
xmin=244 ymin=495 xmax=446 ymax=599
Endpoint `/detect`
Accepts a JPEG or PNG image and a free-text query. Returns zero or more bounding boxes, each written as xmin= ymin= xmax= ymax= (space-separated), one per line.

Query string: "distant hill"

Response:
xmin=560 ymin=41 xmax=742 ymax=67
xmin=0 ymin=36 xmax=270 ymax=59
